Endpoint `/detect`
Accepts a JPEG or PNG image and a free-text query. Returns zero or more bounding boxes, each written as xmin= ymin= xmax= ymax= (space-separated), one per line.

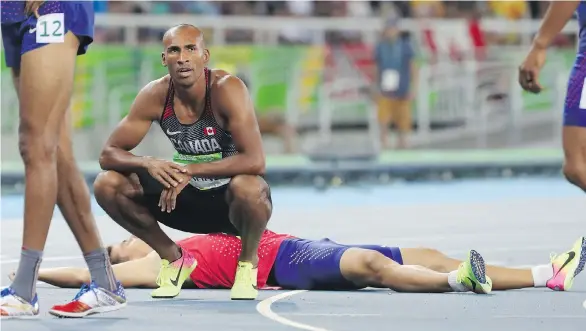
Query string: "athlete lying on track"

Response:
xmin=13 ymin=231 xmax=586 ymax=300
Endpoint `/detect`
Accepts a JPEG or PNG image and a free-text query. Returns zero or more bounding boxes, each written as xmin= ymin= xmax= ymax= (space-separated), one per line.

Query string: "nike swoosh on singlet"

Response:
xmin=166 ymin=128 xmax=181 ymax=136
xmin=170 ymin=258 xmax=185 ymax=287
xmin=29 ymin=27 xmax=36 ymax=33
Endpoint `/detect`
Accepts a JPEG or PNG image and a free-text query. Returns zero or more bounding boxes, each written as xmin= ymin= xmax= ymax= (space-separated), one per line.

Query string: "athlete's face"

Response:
xmin=108 ymin=236 xmax=152 ymax=264
xmin=161 ymin=27 xmax=209 ymax=86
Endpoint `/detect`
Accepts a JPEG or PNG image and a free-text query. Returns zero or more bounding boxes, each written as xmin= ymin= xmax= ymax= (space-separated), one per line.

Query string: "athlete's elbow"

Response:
xmin=248 ymin=156 xmax=265 ymax=175
xmin=98 ymin=148 xmax=115 ymax=170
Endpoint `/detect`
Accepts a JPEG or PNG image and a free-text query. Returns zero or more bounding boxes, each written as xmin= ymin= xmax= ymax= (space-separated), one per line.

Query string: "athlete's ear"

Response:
xmin=202 ymin=49 xmax=210 ymax=65
xmin=161 ymin=52 xmax=167 ymax=67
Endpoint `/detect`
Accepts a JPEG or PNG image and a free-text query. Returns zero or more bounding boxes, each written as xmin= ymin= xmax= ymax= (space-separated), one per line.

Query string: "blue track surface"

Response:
xmin=1 ymin=178 xmax=583 ymax=220
xmin=1 ymin=178 xmax=585 ymax=331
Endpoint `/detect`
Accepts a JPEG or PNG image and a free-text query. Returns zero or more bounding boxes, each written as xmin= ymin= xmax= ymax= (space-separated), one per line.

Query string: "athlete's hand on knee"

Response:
xmin=145 ymin=158 xmax=188 ymax=189
xmin=158 ymin=173 xmax=190 ymax=213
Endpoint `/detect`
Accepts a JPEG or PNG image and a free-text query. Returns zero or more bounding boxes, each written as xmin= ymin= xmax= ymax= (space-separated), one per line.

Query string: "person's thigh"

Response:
xmin=561 ymin=53 xmax=586 ymax=185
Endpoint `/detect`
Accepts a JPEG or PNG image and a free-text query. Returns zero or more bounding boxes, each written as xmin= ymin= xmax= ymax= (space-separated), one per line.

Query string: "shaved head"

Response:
xmin=161 ymin=23 xmax=210 ymax=87
xmin=163 ymin=24 xmax=205 ymax=48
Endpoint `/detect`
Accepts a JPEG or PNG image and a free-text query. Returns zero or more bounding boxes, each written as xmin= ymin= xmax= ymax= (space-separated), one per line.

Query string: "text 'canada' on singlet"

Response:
xmin=158 ymin=68 xmax=237 ymax=190
xmin=176 ymin=230 xmax=293 ymax=289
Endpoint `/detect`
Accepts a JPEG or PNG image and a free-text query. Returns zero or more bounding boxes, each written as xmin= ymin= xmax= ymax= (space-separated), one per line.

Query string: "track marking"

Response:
xmin=1 ymin=256 xmax=81 ymax=264
xmin=493 ymin=315 xmax=586 ymax=319
xmin=283 ymin=313 xmax=381 ymax=317
xmin=256 ymin=290 xmax=328 ymax=331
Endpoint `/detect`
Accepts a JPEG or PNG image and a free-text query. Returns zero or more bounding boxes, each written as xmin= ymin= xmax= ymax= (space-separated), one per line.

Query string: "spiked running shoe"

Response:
xmin=547 ymin=236 xmax=586 ymax=291
xmin=151 ymin=247 xmax=197 ymax=299
xmin=49 ymin=281 xmax=126 ymax=318
xmin=230 ymin=261 xmax=258 ymax=300
xmin=0 ymin=287 xmax=39 ymax=319
xmin=456 ymin=250 xmax=493 ymax=294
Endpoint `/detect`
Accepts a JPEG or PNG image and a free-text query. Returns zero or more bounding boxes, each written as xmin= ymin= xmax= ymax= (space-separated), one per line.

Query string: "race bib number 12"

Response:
xmin=36 ymin=13 xmax=65 ymax=43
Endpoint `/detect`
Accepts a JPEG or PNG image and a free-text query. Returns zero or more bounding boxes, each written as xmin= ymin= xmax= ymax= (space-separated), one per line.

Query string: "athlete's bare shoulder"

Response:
xmin=209 ymin=68 xmax=248 ymax=91
xmin=131 ymin=75 xmax=172 ymax=120
xmin=208 ymin=68 xmax=252 ymax=117
xmin=142 ymin=75 xmax=170 ymax=106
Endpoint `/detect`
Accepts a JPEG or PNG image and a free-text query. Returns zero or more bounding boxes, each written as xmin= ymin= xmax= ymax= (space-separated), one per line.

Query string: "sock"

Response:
xmin=447 ymin=270 xmax=468 ymax=292
xmin=531 ymin=264 xmax=554 ymax=287
xmin=84 ymin=248 xmax=117 ymax=292
xmin=11 ymin=247 xmax=42 ymax=302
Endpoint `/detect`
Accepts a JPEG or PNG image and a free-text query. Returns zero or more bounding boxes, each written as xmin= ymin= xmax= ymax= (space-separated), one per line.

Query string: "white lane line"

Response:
xmin=256 ymin=290 xmax=329 ymax=331
xmin=282 ymin=313 xmax=381 ymax=317
xmin=493 ymin=315 xmax=586 ymax=319
xmin=1 ymin=256 xmax=82 ymax=264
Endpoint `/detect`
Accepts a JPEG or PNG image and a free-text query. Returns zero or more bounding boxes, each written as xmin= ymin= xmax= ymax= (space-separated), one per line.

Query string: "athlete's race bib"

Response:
xmin=36 ymin=13 xmax=65 ymax=43
xmin=381 ymin=69 xmax=400 ymax=92
xmin=173 ymin=152 xmax=231 ymax=190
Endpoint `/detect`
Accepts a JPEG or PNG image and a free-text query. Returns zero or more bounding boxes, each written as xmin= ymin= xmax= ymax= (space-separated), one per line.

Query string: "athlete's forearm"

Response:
xmin=533 ymin=1 xmax=579 ymax=49
xmin=99 ymin=147 xmax=148 ymax=172
xmin=38 ymin=267 xmax=89 ymax=288
xmin=186 ymin=153 xmax=265 ymax=178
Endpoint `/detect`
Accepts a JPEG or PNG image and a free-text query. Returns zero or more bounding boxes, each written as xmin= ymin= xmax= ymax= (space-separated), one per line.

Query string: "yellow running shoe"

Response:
xmin=547 ymin=236 xmax=586 ymax=291
xmin=456 ymin=250 xmax=493 ymax=294
xmin=151 ymin=248 xmax=197 ymax=299
xmin=230 ymin=262 xmax=258 ymax=300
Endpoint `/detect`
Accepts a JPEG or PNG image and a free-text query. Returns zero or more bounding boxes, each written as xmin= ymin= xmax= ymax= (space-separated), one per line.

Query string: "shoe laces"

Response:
xmin=0 ymin=287 xmax=16 ymax=298
xmin=73 ymin=282 xmax=94 ymax=301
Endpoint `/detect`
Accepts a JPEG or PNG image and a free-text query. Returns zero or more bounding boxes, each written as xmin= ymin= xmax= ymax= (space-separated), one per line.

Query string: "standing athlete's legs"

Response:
xmin=562 ymin=127 xmax=586 ymax=189
xmin=4 ymin=32 xmax=84 ymax=312
xmin=2 ymin=4 xmax=126 ymax=319
xmin=561 ymin=54 xmax=586 ymax=191
xmin=225 ymin=175 xmax=272 ymax=300
xmin=8 ymin=68 xmax=117 ymax=294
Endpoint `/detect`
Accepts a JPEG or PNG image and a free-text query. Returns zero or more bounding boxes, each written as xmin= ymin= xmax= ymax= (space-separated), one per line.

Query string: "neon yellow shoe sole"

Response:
xmin=457 ymin=250 xmax=493 ymax=294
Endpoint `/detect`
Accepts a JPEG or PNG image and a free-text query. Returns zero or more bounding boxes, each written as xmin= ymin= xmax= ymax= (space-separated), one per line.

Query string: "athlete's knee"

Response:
xmin=361 ymin=250 xmax=393 ymax=285
xmin=563 ymin=161 xmax=586 ymax=189
xmin=227 ymin=175 xmax=272 ymax=208
xmin=18 ymin=121 xmax=59 ymax=165
xmin=417 ymin=248 xmax=451 ymax=272
xmin=94 ymin=171 xmax=127 ymax=201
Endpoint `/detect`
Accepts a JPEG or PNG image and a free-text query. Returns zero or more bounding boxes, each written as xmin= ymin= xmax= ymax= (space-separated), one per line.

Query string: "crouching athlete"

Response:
xmin=15 ymin=232 xmax=586 ymax=295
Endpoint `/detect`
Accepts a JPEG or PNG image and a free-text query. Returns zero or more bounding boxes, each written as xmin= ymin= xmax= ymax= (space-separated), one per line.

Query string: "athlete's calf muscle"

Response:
xmin=562 ymin=127 xmax=586 ymax=190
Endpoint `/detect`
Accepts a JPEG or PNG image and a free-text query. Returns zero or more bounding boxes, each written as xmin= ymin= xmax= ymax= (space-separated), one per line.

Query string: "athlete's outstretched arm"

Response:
xmin=533 ymin=1 xmax=579 ymax=49
xmin=186 ymin=75 xmax=266 ymax=178
xmin=11 ymin=252 xmax=162 ymax=289
xmin=99 ymin=79 xmax=187 ymax=188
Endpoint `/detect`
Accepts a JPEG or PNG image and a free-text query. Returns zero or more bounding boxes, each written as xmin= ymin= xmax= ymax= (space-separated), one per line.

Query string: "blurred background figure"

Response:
xmin=373 ymin=17 xmax=417 ymax=150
